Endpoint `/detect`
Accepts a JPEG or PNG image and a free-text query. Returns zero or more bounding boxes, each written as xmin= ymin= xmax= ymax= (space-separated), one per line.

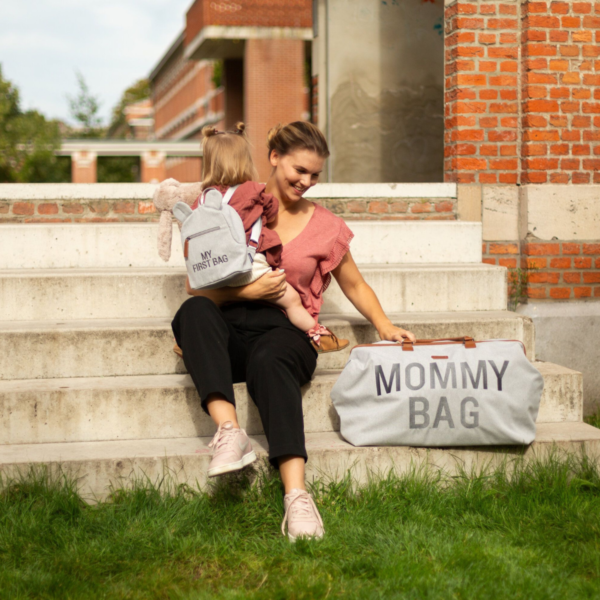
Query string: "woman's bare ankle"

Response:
xmin=278 ymin=455 xmax=307 ymax=494
xmin=206 ymin=395 xmax=240 ymax=429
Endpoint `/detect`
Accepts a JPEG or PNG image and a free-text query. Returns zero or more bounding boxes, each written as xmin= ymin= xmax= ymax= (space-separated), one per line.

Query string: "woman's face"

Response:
xmin=269 ymin=149 xmax=325 ymax=204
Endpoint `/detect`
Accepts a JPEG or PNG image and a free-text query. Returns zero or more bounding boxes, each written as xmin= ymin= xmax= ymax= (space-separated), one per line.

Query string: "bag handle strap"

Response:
xmin=401 ymin=336 xmax=476 ymax=351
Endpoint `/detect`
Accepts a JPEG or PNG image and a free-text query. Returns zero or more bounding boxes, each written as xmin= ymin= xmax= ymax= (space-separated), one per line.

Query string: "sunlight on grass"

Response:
xmin=2 ymin=453 xmax=600 ymax=599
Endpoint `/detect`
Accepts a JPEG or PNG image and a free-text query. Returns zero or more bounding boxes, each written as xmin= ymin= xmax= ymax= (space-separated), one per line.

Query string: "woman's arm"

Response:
xmin=331 ymin=252 xmax=416 ymax=343
xmin=186 ymin=270 xmax=287 ymax=306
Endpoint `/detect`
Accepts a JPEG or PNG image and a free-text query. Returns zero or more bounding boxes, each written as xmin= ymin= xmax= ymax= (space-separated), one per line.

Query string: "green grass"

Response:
xmin=585 ymin=409 xmax=600 ymax=429
xmin=2 ymin=455 xmax=600 ymax=599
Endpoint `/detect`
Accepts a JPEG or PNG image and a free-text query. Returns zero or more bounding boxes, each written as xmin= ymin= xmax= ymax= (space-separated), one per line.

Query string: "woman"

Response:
xmin=172 ymin=121 xmax=416 ymax=541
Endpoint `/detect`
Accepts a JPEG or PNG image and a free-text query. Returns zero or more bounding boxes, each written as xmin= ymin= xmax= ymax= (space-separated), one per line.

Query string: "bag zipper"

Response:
xmin=184 ymin=226 xmax=222 ymax=259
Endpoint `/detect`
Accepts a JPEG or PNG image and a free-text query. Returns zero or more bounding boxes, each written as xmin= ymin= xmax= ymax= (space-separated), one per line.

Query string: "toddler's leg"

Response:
xmin=272 ymin=283 xmax=316 ymax=332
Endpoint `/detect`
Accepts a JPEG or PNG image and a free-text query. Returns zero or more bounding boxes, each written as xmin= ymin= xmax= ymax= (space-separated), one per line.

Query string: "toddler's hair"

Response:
xmin=201 ymin=122 xmax=257 ymax=188
xmin=267 ymin=121 xmax=330 ymax=160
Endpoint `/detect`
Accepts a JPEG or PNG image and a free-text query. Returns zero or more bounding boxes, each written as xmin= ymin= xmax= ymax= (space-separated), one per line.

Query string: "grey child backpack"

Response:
xmin=172 ymin=185 xmax=262 ymax=290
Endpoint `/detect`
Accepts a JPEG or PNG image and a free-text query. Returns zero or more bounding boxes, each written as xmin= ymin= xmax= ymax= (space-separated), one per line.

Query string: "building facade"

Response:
xmin=149 ymin=0 xmax=312 ymax=182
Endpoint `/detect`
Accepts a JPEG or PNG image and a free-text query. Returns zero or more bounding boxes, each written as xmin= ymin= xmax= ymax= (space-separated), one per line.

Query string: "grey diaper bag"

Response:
xmin=172 ymin=185 xmax=262 ymax=290
xmin=330 ymin=337 xmax=544 ymax=447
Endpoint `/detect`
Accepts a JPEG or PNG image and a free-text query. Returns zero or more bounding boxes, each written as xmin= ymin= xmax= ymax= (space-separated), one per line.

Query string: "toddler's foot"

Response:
xmin=281 ymin=489 xmax=324 ymax=542
xmin=307 ymin=324 xmax=349 ymax=354
xmin=207 ymin=421 xmax=256 ymax=477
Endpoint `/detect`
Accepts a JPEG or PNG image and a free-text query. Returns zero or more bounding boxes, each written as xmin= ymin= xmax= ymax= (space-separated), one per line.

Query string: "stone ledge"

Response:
xmin=0 ymin=196 xmax=458 ymax=223
xmin=0 ymin=182 xmax=457 ymax=201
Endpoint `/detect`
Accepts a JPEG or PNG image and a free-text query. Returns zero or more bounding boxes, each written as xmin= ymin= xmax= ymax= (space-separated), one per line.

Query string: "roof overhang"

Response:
xmin=57 ymin=140 xmax=203 ymax=157
xmin=149 ymin=31 xmax=185 ymax=81
xmin=185 ymin=25 xmax=312 ymax=61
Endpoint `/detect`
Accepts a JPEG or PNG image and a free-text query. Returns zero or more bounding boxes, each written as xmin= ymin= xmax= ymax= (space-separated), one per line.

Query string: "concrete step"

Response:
xmin=0 ymin=362 xmax=581 ymax=445
xmin=0 ymin=311 xmax=534 ymax=380
xmin=0 ymin=221 xmax=481 ymax=270
xmin=1 ymin=423 xmax=598 ymax=501
xmin=0 ymin=263 xmax=507 ymax=322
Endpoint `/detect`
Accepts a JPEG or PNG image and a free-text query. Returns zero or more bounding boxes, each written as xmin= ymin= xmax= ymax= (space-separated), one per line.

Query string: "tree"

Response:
xmin=107 ymin=78 xmax=150 ymax=138
xmin=67 ymin=71 xmax=104 ymax=138
xmin=0 ymin=65 xmax=68 ymax=183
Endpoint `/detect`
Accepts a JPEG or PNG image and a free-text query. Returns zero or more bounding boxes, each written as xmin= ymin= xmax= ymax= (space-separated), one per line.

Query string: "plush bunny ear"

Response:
xmin=172 ymin=202 xmax=193 ymax=223
xmin=203 ymin=189 xmax=223 ymax=209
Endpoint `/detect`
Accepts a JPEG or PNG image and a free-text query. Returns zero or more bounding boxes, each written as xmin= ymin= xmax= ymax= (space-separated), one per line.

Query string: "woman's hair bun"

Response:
xmin=202 ymin=125 xmax=218 ymax=138
xmin=267 ymin=123 xmax=284 ymax=146
xmin=234 ymin=122 xmax=246 ymax=135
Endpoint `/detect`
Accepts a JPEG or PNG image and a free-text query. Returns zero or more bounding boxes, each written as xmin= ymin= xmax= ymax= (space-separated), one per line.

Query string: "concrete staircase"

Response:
xmin=1 ymin=217 xmax=599 ymax=499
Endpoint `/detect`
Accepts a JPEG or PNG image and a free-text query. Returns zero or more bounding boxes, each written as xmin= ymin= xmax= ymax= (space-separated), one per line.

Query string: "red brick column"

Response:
xmin=445 ymin=0 xmax=600 ymax=184
xmin=72 ymin=151 xmax=97 ymax=183
xmin=522 ymin=0 xmax=600 ymax=184
xmin=244 ymin=38 xmax=306 ymax=181
xmin=141 ymin=151 xmax=167 ymax=183
xmin=444 ymin=0 xmax=521 ymax=184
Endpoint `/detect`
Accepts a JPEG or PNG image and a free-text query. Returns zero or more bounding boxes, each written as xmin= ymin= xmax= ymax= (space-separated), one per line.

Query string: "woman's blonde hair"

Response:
xmin=267 ymin=121 xmax=330 ymax=160
xmin=201 ymin=122 xmax=257 ymax=188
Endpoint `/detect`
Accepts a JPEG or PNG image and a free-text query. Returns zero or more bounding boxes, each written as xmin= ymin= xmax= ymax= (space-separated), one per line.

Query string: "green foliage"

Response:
xmin=107 ymin=78 xmax=151 ymax=139
xmin=97 ymin=156 xmax=139 ymax=183
xmin=211 ymin=60 xmax=223 ymax=89
xmin=2 ymin=454 xmax=600 ymax=599
xmin=67 ymin=71 xmax=104 ymax=138
xmin=0 ymin=65 xmax=68 ymax=183
xmin=508 ymin=266 xmax=536 ymax=311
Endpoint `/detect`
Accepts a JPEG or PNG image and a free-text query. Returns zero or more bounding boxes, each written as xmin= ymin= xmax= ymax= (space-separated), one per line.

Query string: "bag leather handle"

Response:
xmin=401 ymin=337 xmax=476 ymax=351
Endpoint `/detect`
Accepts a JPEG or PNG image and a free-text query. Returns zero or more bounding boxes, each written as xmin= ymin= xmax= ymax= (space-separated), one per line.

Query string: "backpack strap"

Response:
xmin=221 ymin=185 xmax=239 ymax=205
xmin=198 ymin=184 xmax=239 ymax=206
xmin=201 ymin=184 xmax=262 ymax=258
xmin=247 ymin=215 xmax=262 ymax=259
xmin=221 ymin=185 xmax=262 ymax=258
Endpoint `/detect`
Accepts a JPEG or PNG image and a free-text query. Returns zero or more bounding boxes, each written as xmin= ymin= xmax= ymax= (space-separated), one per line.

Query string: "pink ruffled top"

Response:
xmin=277 ymin=203 xmax=354 ymax=320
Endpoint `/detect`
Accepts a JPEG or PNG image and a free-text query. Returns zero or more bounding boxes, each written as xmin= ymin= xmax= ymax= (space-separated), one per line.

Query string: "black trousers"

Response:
xmin=171 ymin=297 xmax=318 ymax=466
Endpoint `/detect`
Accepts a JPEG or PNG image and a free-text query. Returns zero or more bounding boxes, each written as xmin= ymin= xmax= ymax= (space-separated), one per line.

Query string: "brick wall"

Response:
xmin=244 ymin=38 xmax=307 ymax=181
xmin=445 ymin=0 xmax=520 ymax=184
xmin=151 ymin=32 xmax=225 ymax=142
xmin=522 ymin=0 xmax=600 ymax=184
xmin=0 ymin=196 xmax=457 ymax=224
xmin=522 ymin=240 xmax=600 ymax=298
xmin=445 ymin=0 xmax=600 ymax=184
xmin=186 ymin=0 xmax=311 ymax=47
xmin=165 ymin=157 xmax=203 ymax=183
xmin=484 ymin=239 xmax=600 ymax=300
xmin=0 ymin=199 xmax=160 ymax=223
xmin=319 ymin=198 xmax=456 ymax=220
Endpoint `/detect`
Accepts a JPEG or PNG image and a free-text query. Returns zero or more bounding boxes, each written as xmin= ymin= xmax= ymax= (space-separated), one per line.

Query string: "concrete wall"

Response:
xmin=314 ymin=0 xmax=444 ymax=183
xmin=518 ymin=301 xmax=600 ymax=415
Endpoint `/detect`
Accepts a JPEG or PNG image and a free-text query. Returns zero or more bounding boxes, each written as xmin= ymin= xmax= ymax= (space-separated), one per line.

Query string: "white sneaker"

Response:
xmin=281 ymin=489 xmax=324 ymax=542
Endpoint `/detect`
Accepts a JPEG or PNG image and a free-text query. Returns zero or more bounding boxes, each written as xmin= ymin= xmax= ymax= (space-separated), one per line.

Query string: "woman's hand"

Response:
xmin=238 ymin=269 xmax=287 ymax=301
xmin=377 ymin=321 xmax=417 ymax=344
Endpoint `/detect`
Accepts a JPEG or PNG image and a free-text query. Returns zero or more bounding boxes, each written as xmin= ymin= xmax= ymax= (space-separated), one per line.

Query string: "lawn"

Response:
xmin=2 ymin=453 xmax=600 ymax=600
